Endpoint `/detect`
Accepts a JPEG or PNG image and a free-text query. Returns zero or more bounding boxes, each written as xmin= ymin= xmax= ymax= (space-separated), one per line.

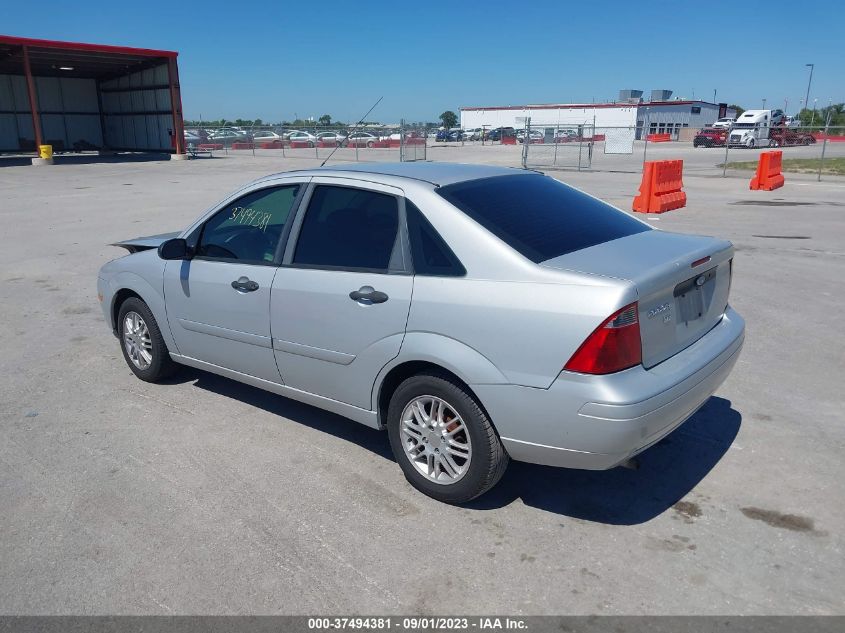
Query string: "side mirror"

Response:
xmin=158 ymin=238 xmax=191 ymax=260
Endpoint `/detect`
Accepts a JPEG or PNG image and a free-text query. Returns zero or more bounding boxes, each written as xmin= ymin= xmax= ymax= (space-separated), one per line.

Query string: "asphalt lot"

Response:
xmin=1 ymin=146 xmax=843 ymax=615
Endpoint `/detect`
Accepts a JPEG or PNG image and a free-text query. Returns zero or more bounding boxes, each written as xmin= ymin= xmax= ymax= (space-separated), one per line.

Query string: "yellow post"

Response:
xmin=38 ymin=145 xmax=53 ymax=160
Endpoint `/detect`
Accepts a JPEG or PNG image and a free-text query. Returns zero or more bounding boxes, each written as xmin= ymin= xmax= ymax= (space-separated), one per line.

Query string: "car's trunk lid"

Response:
xmin=542 ymin=230 xmax=733 ymax=368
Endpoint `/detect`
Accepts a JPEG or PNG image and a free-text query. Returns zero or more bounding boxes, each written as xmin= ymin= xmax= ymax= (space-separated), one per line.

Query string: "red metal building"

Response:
xmin=0 ymin=35 xmax=185 ymax=155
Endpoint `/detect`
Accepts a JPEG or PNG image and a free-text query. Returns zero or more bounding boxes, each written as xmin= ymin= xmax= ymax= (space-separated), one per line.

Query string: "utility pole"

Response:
xmin=804 ymin=64 xmax=814 ymax=115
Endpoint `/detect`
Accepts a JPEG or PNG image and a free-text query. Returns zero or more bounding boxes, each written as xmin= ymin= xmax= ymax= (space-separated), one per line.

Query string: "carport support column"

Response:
xmin=167 ymin=57 xmax=186 ymax=157
xmin=22 ymin=46 xmax=44 ymax=151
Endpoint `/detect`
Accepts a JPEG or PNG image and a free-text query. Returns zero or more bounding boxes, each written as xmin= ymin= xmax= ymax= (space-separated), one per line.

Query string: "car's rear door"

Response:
xmin=270 ymin=178 xmax=413 ymax=409
xmin=163 ymin=181 xmax=305 ymax=382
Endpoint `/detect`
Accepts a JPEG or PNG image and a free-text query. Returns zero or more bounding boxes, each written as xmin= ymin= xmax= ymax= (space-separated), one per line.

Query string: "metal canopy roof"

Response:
xmin=0 ymin=35 xmax=178 ymax=79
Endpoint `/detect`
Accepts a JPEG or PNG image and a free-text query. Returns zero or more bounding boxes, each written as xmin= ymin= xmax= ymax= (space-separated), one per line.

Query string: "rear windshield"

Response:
xmin=436 ymin=174 xmax=650 ymax=263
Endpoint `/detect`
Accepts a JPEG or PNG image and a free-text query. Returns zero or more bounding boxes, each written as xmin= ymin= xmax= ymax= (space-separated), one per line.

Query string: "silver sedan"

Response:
xmin=98 ymin=163 xmax=744 ymax=503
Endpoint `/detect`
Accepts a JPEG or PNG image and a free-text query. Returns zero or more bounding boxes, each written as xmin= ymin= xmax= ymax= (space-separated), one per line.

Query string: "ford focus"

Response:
xmin=98 ymin=163 xmax=744 ymax=503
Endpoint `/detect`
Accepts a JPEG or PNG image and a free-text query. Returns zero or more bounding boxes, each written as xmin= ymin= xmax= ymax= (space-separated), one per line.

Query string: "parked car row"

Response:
xmin=183 ymin=127 xmax=425 ymax=148
xmin=435 ymin=127 xmax=587 ymax=143
xmin=435 ymin=127 xmax=523 ymax=142
xmin=189 ymin=125 xmax=563 ymax=148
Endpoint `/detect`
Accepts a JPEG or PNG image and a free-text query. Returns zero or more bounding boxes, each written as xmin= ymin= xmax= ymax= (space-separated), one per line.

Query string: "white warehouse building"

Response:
xmin=460 ymin=98 xmax=735 ymax=139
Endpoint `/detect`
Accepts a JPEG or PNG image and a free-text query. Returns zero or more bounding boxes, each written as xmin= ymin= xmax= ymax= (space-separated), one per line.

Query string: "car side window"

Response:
xmin=405 ymin=201 xmax=465 ymax=277
xmin=196 ymin=185 xmax=300 ymax=264
xmin=293 ymin=185 xmax=399 ymax=271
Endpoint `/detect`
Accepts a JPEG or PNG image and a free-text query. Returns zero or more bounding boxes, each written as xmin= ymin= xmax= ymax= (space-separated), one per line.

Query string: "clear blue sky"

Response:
xmin=5 ymin=0 xmax=843 ymax=123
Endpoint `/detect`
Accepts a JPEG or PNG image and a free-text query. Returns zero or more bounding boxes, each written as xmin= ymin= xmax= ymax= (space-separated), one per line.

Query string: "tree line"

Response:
xmin=798 ymin=103 xmax=845 ymax=128
xmin=184 ymin=114 xmax=443 ymax=129
xmin=183 ymin=116 xmax=346 ymax=128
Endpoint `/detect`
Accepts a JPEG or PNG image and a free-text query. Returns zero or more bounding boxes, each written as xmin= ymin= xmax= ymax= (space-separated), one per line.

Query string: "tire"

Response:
xmin=747 ymin=139 xmax=755 ymax=149
xmin=117 ymin=297 xmax=178 ymax=382
xmin=387 ymin=372 xmax=509 ymax=504
xmin=366 ymin=141 xmax=374 ymax=148
xmin=308 ymin=141 xmax=314 ymax=148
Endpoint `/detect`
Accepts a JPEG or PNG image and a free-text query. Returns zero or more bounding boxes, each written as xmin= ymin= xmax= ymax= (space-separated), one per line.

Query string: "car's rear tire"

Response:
xmin=117 ymin=297 xmax=178 ymax=382
xmin=387 ymin=372 xmax=508 ymax=504
xmin=366 ymin=141 xmax=374 ymax=148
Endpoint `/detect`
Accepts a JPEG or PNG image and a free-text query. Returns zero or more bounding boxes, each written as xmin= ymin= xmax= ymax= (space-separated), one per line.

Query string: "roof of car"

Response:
xmin=277 ymin=162 xmax=526 ymax=187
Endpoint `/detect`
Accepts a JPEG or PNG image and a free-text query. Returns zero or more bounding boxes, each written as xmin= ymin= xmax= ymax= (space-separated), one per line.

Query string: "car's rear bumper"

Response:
xmin=473 ymin=307 xmax=745 ymax=470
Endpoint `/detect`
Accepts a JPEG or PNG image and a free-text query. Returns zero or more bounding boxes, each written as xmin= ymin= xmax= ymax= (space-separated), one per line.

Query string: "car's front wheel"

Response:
xmin=117 ymin=297 xmax=178 ymax=382
xmin=387 ymin=373 xmax=509 ymax=504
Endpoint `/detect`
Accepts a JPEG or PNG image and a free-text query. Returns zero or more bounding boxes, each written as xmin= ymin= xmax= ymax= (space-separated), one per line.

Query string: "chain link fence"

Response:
xmin=519 ymin=118 xmax=845 ymax=180
xmin=179 ymin=116 xmax=845 ymax=181
xmin=182 ymin=120 xmax=431 ymax=163
xmin=518 ymin=119 xmax=595 ymax=170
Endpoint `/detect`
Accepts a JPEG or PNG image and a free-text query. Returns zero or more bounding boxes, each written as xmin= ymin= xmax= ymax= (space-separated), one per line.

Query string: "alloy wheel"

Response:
xmin=400 ymin=395 xmax=472 ymax=484
xmin=123 ymin=311 xmax=153 ymax=370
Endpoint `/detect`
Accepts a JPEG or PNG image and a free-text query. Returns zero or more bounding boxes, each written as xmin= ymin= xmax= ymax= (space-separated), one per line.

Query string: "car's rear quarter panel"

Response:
xmin=405 ymin=275 xmax=633 ymax=389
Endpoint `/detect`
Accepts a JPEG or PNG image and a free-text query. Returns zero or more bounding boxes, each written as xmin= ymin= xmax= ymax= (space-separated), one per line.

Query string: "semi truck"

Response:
xmin=728 ymin=110 xmax=776 ymax=148
xmin=728 ymin=109 xmax=814 ymax=148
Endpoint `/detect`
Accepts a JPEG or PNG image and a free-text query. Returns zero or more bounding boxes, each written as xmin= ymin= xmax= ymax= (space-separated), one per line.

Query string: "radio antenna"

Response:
xmin=320 ymin=96 xmax=383 ymax=166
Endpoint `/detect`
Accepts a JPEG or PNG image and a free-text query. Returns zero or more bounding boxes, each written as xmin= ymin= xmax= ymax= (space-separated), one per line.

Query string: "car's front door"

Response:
xmin=270 ymin=179 xmax=413 ymax=409
xmin=163 ymin=183 xmax=304 ymax=382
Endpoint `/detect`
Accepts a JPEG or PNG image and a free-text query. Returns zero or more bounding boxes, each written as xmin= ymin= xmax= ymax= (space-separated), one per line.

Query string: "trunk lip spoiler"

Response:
xmin=110 ymin=231 xmax=180 ymax=253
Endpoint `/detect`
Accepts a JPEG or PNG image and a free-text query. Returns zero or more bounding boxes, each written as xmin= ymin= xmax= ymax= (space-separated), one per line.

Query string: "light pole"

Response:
xmin=810 ymin=98 xmax=818 ymax=127
xmin=804 ymin=63 xmax=814 ymax=116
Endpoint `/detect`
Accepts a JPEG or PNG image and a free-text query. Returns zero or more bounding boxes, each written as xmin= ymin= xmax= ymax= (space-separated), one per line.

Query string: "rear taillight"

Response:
xmin=564 ymin=302 xmax=642 ymax=375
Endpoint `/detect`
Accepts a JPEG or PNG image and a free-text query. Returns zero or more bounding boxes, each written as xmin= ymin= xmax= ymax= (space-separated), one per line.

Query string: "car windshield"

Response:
xmin=437 ymin=174 xmax=650 ymax=263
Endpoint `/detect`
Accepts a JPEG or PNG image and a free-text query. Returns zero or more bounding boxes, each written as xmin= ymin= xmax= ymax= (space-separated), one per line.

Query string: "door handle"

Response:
xmin=231 ymin=276 xmax=259 ymax=292
xmin=349 ymin=286 xmax=388 ymax=304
